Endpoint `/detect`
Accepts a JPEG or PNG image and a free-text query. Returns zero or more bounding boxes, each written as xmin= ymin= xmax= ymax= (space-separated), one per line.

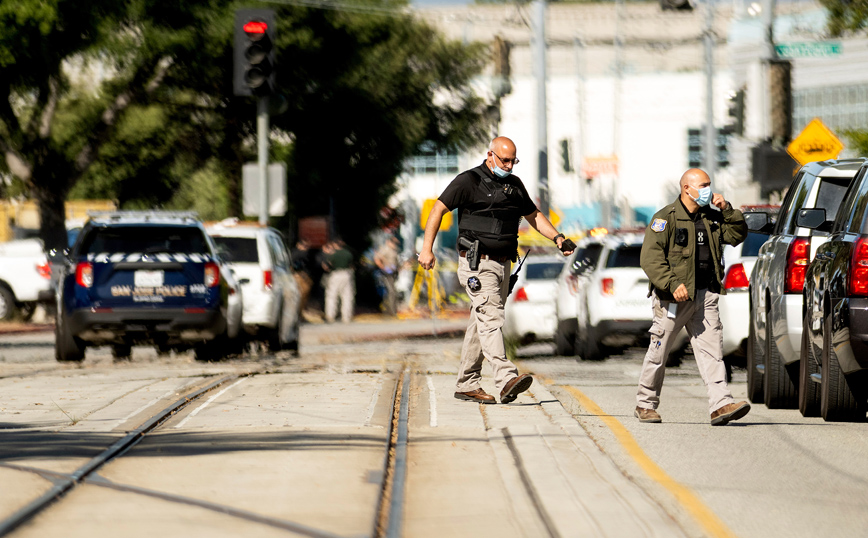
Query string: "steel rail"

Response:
xmin=372 ymin=367 xmax=411 ymax=538
xmin=0 ymin=374 xmax=239 ymax=537
xmin=385 ymin=368 xmax=410 ymax=538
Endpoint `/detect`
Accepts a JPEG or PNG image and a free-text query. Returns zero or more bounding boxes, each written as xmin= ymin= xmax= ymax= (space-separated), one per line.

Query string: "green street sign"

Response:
xmin=775 ymin=42 xmax=842 ymax=58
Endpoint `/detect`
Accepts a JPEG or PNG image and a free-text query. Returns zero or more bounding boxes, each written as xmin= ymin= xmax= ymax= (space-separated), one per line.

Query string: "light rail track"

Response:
xmin=0 ymin=367 xmax=413 ymax=538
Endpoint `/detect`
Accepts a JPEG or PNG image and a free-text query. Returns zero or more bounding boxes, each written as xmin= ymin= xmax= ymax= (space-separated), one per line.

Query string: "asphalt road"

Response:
xmin=1 ymin=325 xmax=867 ymax=538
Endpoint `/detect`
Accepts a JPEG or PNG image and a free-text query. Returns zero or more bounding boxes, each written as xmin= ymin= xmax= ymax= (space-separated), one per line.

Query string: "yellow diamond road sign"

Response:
xmin=787 ymin=118 xmax=844 ymax=166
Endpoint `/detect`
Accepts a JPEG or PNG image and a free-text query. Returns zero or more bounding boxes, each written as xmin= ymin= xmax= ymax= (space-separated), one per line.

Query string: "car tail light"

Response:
xmin=36 ymin=261 xmax=51 ymax=279
xmin=75 ymin=262 xmax=93 ymax=288
xmin=204 ymin=262 xmax=220 ymax=287
xmin=601 ymin=277 xmax=614 ymax=296
xmin=784 ymin=237 xmax=810 ymax=294
xmin=263 ymin=270 xmax=273 ymax=290
xmin=567 ymin=274 xmax=579 ymax=294
xmin=849 ymin=236 xmax=868 ymax=296
xmin=724 ymin=263 xmax=749 ymax=291
xmin=514 ymin=287 xmax=528 ymax=302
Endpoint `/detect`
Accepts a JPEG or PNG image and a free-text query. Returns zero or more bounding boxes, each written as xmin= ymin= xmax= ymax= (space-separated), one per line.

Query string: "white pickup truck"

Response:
xmin=0 ymin=238 xmax=53 ymax=321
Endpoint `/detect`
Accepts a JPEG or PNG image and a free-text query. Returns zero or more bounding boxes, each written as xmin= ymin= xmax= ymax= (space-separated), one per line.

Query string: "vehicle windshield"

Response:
xmin=81 ymin=226 xmax=209 ymax=254
xmin=741 ymin=232 xmax=768 ymax=257
xmin=211 ymin=236 xmax=259 ymax=263
xmin=606 ymin=245 xmax=642 ymax=268
xmin=526 ymin=262 xmax=564 ymax=280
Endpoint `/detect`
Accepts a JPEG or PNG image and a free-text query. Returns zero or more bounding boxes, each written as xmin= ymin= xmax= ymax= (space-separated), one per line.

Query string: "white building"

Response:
xmin=401 ymin=0 xmax=857 ymax=235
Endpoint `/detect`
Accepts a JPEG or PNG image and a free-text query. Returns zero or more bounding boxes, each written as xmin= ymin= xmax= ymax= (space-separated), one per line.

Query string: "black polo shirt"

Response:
xmin=438 ymin=162 xmax=537 ymax=257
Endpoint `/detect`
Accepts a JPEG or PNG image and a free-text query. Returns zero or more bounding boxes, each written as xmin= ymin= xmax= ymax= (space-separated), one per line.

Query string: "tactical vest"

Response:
xmin=458 ymin=168 xmax=523 ymax=254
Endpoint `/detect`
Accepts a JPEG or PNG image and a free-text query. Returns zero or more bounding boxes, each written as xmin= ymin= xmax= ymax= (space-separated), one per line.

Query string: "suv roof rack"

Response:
xmin=87 ymin=210 xmax=200 ymax=223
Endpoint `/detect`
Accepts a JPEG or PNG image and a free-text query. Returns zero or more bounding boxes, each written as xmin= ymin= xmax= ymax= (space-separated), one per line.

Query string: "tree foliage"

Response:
xmin=821 ymin=0 xmax=868 ymax=37
xmin=843 ymin=128 xmax=868 ymax=157
xmin=0 ymin=0 xmax=494 ymax=251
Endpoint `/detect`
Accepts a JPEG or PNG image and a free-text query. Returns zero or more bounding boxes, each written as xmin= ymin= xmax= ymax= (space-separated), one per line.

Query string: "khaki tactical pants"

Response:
xmin=636 ymin=289 xmax=735 ymax=414
xmin=455 ymin=256 xmax=519 ymax=394
xmin=325 ymin=269 xmax=354 ymax=323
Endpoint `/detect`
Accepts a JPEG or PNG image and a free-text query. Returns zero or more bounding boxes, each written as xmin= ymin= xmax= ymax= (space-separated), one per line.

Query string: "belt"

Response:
xmin=459 ymin=250 xmax=511 ymax=263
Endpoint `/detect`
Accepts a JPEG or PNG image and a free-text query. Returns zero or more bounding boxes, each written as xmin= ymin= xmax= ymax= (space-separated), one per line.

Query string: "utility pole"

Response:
xmin=609 ymin=0 xmax=624 ymax=229
xmin=257 ymin=97 xmax=269 ymax=225
xmin=703 ymin=0 xmax=716 ymax=182
xmin=531 ymin=0 xmax=549 ymax=215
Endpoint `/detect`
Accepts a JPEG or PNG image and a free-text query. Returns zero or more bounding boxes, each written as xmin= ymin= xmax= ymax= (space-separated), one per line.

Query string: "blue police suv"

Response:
xmin=54 ymin=211 xmax=242 ymax=362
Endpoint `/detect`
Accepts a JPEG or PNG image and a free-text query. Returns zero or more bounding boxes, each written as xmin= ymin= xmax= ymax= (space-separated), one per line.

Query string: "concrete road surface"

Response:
xmin=0 ymin=318 xmax=867 ymax=537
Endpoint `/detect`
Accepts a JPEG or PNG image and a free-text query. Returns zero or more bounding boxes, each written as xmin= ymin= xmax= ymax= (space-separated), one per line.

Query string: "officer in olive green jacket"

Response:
xmin=635 ymin=168 xmax=752 ymax=426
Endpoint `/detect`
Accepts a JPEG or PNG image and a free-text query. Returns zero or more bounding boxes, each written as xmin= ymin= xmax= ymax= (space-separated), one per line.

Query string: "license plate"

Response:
xmin=135 ymin=270 xmax=164 ymax=287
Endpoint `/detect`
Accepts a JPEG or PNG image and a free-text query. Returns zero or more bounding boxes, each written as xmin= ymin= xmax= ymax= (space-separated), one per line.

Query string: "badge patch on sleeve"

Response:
xmin=651 ymin=218 xmax=667 ymax=232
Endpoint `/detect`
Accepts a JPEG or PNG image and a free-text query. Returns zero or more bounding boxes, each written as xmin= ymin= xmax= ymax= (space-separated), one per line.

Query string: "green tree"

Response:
xmin=843 ymin=129 xmax=868 ymax=156
xmin=820 ymin=0 xmax=868 ymax=37
xmin=1 ymin=0 xmax=493 ymax=252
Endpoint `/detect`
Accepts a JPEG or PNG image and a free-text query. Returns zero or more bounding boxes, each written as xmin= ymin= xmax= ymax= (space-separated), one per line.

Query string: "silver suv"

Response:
xmin=748 ymin=159 xmax=865 ymax=408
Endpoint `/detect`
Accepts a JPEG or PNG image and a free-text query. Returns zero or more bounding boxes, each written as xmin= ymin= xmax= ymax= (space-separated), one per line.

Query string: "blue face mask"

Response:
xmin=492 ymin=163 xmax=511 ymax=178
xmin=691 ymin=186 xmax=712 ymax=207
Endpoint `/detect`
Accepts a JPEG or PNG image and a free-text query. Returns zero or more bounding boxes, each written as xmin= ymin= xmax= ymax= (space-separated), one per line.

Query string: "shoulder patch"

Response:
xmin=650 ymin=218 xmax=667 ymax=232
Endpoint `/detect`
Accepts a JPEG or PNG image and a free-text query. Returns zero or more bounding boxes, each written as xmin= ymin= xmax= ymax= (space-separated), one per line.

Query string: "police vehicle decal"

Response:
xmin=87 ymin=252 xmax=213 ymax=263
xmin=651 ymin=219 xmax=667 ymax=232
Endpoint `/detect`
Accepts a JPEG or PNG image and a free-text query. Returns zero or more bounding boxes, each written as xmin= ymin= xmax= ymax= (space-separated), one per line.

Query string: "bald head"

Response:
xmin=490 ymin=136 xmax=516 ymax=154
xmin=680 ymin=168 xmax=709 ymax=190
xmin=679 ymin=168 xmax=712 ymax=212
xmin=487 ymin=136 xmax=518 ymax=175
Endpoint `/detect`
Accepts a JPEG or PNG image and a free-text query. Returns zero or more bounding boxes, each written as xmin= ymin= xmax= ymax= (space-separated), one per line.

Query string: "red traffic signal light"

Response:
xmin=234 ymin=9 xmax=276 ymax=97
xmin=243 ymin=21 xmax=268 ymax=35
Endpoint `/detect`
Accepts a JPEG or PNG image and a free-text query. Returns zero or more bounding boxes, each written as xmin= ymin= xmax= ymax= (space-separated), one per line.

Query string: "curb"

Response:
xmin=0 ymin=324 xmax=53 ymax=336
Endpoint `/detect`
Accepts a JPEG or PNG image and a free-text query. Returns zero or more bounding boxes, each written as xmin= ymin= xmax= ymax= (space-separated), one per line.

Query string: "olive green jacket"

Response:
xmin=640 ymin=198 xmax=747 ymax=301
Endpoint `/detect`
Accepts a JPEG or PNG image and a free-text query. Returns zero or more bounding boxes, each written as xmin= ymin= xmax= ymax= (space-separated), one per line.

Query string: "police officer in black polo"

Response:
xmin=418 ymin=136 xmax=574 ymax=404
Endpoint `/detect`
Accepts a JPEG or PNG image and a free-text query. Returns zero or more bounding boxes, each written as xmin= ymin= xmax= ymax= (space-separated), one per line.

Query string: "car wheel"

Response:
xmin=764 ymin=308 xmax=798 ymax=409
xmin=0 ymin=286 xmax=17 ymax=321
xmin=19 ymin=303 xmax=36 ymax=322
xmin=746 ymin=309 xmax=764 ymax=403
xmin=583 ymin=322 xmax=604 ymax=361
xmin=798 ymin=311 xmax=821 ymax=417
xmin=55 ymin=311 xmax=85 ymax=362
xmin=194 ymin=337 xmax=227 ymax=362
xmin=111 ymin=345 xmax=132 ymax=360
xmin=555 ymin=319 xmax=577 ymax=356
xmin=820 ymin=313 xmax=866 ymax=422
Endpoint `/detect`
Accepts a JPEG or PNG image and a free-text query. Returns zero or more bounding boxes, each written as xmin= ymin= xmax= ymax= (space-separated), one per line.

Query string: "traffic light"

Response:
xmin=559 ymin=139 xmax=572 ymax=172
xmin=234 ymin=9 xmax=276 ymax=97
xmin=727 ymin=89 xmax=745 ymax=136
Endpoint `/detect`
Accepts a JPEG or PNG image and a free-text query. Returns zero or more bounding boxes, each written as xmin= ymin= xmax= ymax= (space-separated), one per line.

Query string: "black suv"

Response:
xmin=55 ymin=211 xmax=242 ymax=362
xmin=800 ymin=162 xmax=868 ymax=421
xmin=747 ymin=158 xmax=865 ymax=408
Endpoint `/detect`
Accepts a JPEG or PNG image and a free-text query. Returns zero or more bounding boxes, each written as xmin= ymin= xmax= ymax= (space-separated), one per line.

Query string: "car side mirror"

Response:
xmin=744 ymin=212 xmax=771 ymax=234
xmin=795 ymin=208 xmax=830 ymax=231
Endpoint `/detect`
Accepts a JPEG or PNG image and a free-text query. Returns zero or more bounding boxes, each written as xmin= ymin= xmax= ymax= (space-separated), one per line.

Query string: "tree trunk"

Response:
xmin=32 ymin=163 xmax=72 ymax=254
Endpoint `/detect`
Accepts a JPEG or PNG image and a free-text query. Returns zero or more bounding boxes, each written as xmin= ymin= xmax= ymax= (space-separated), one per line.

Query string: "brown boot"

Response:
xmin=454 ymin=388 xmax=496 ymax=404
xmin=710 ymin=401 xmax=750 ymax=426
xmin=500 ymin=374 xmax=533 ymax=404
xmin=634 ymin=407 xmax=662 ymax=423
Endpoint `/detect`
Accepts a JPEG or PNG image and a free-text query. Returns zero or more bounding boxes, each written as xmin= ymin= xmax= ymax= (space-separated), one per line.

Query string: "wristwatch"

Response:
xmin=552 ymin=233 xmax=565 ymax=244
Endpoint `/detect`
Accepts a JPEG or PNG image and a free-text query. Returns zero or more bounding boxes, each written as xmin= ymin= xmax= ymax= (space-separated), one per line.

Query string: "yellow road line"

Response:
xmin=559 ymin=383 xmax=738 ymax=538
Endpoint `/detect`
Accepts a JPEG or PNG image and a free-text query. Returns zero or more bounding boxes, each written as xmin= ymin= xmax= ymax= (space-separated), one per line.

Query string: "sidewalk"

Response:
xmin=301 ymin=310 xmax=470 ymax=345
xmin=0 ymin=310 xmax=472 ymax=340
